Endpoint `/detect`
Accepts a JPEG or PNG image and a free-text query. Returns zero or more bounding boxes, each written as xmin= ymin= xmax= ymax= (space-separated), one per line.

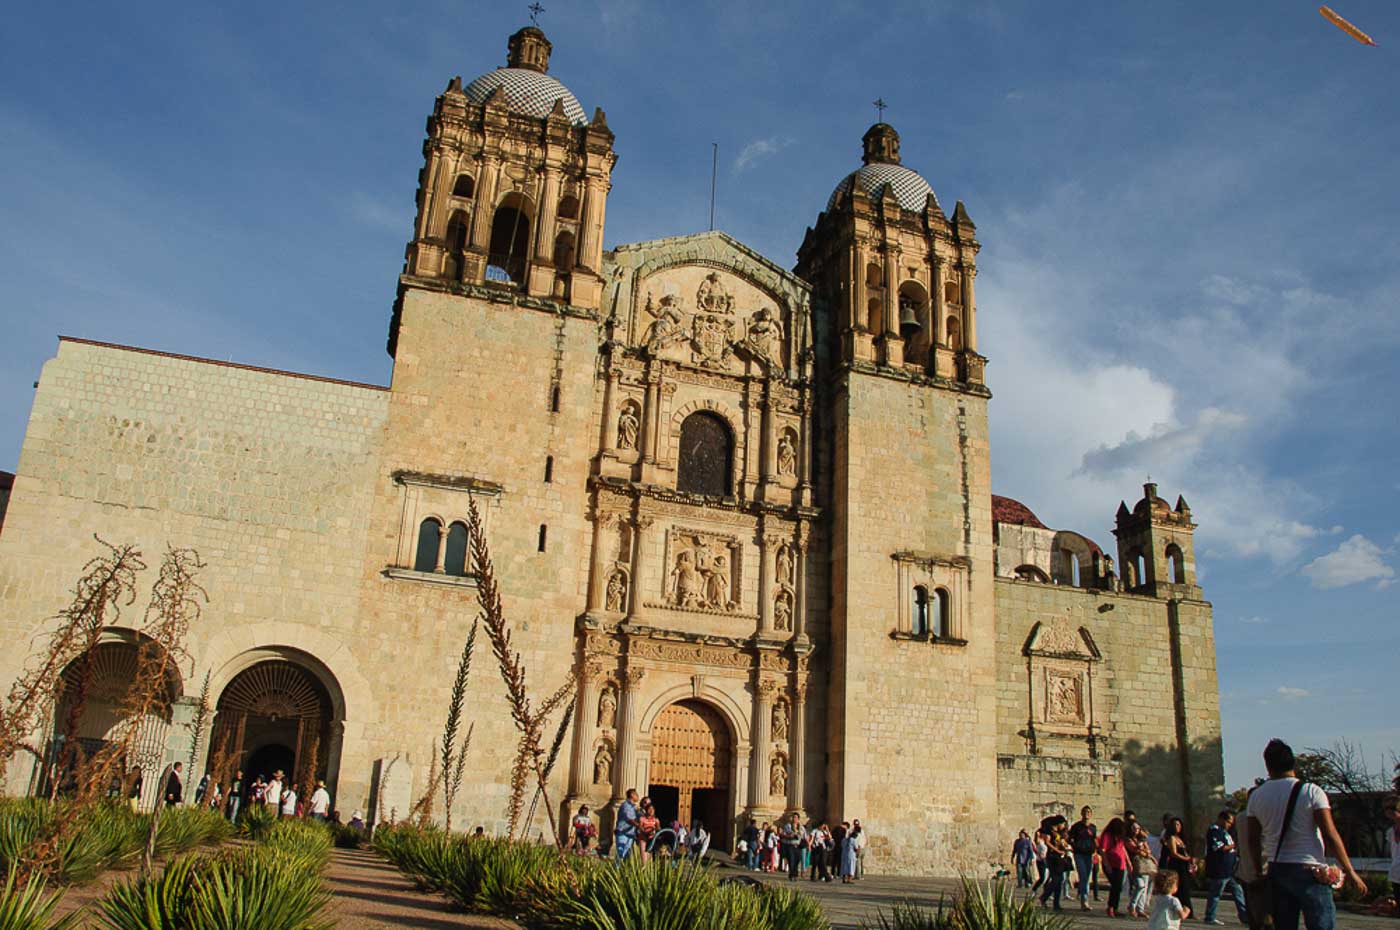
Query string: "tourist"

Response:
xmin=348 ymin=810 xmax=365 ymax=830
xmin=1245 ymin=738 xmax=1366 ymax=930
xmin=207 ymin=781 xmax=222 ymax=811
xmin=127 ymin=768 xmax=143 ymax=812
xmin=613 ymin=788 xmax=639 ymax=862
xmin=264 ymin=770 xmax=283 ymax=813
xmin=830 ymin=821 xmax=847 ymax=878
xmin=570 ymin=804 xmax=595 ymax=854
xmin=688 ymin=820 xmax=708 ymax=861
xmin=809 ymin=823 xmax=832 ymax=882
xmin=280 ymin=781 xmax=299 ymax=819
xmin=164 ymin=761 xmax=184 ymax=808
xmin=1148 ymin=813 xmax=1168 ymax=861
xmin=763 ymin=822 xmax=779 ymax=872
xmin=780 ymin=812 xmax=805 ymax=881
xmin=1032 ymin=826 xmax=1049 ymax=890
xmin=740 ymin=820 xmax=760 ymax=870
xmin=1160 ymin=817 xmax=1195 ymax=916
xmin=194 ymin=771 xmax=210 ymax=805
xmin=227 ymin=770 xmax=243 ymax=824
xmin=1013 ymin=830 xmax=1035 ymax=888
xmin=309 ymin=779 xmax=331 ymax=822
xmin=1204 ymin=809 xmax=1248 ymax=925
xmin=852 ymin=819 xmax=866 ymax=880
xmin=1068 ymin=805 xmax=1098 ymax=910
xmin=1039 ymin=817 xmax=1071 ymax=911
xmin=1128 ymin=820 xmax=1158 ymax=918
xmin=1149 ymin=870 xmax=1190 ymax=930
xmin=472 ymin=826 xmax=485 ymax=839
xmin=1385 ymin=795 xmax=1400 ymax=913
xmin=636 ymin=798 xmax=659 ymax=861
xmin=1097 ymin=817 xmax=1130 ymax=917
xmin=839 ymin=820 xmax=858 ymax=884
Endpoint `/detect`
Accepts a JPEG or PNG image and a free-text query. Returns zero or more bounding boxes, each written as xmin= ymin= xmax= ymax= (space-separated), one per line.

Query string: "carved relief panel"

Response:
xmin=634 ymin=268 xmax=790 ymax=376
xmin=1024 ymin=617 xmax=1102 ymax=752
xmin=662 ymin=529 xmax=742 ymax=613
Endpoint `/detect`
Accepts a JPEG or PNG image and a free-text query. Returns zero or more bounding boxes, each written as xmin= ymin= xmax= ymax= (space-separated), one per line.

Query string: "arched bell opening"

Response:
xmin=487 ymin=192 xmax=534 ymax=285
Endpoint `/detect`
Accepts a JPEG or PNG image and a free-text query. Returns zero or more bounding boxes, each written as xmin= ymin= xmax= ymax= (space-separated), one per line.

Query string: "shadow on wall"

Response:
xmin=1117 ymin=733 xmax=1225 ymax=853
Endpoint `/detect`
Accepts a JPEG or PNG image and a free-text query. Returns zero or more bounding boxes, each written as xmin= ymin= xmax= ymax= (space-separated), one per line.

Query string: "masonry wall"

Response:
xmin=0 ymin=338 xmax=389 ymax=804
xmin=993 ymin=578 xmax=1224 ymax=850
xmin=829 ymin=371 xmax=1000 ymax=875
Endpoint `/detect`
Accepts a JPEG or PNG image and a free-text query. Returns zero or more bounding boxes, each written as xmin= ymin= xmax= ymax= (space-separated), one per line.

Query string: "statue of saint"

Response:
xmin=772 ymin=702 xmax=789 ymax=742
xmin=776 ymin=431 xmax=797 ymax=477
xmin=605 ymin=570 xmax=627 ymax=613
xmin=704 ymin=553 xmax=731 ymax=609
xmin=776 ymin=545 xmax=794 ymax=586
xmin=593 ymin=744 xmax=613 ymax=785
xmin=597 ymin=686 xmax=617 ymax=729
xmin=643 ymin=296 xmax=686 ymax=353
xmin=672 ymin=549 xmax=704 ymax=608
xmin=616 ymin=401 xmax=640 ymax=451
xmin=745 ymin=306 xmax=782 ymax=367
xmin=773 ymin=591 xmax=793 ymax=631
xmin=769 ymin=755 xmax=787 ymax=796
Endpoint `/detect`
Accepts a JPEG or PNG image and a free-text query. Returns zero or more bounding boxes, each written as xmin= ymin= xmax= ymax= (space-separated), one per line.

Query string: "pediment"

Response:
xmin=1023 ymin=617 xmax=1100 ymax=660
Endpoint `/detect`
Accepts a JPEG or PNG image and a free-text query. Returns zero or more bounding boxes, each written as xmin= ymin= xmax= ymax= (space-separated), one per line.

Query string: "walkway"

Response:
xmin=324 ymin=847 xmax=516 ymax=930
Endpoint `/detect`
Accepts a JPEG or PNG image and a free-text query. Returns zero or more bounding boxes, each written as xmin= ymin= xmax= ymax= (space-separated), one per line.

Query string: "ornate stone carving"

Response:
xmin=667 ymin=532 xmax=738 ymax=611
xmin=616 ymin=399 xmax=640 ymax=451
xmin=597 ymin=684 xmax=618 ymax=729
xmin=772 ymin=700 xmax=789 ymax=742
xmin=643 ymin=294 xmax=688 ymax=353
xmin=1027 ymin=617 xmax=1092 ymax=657
xmin=691 ymin=313 xmax=735 ymax=369
xmin=605 ymin=569 xmax=628 ymax=613
xmin=582 ymin=658 xmax=610 ymax=682
xmin=744 ymin=306 xmax=783 ymax=368
xmin=769 ymin=752 xmax=788 ymax=796
xmin=776 ymin=428 xmax=798 ymax=477
xmin=696 ymin=271 xmax=735 ymax=314
xmin=1045 ymin=671 xmax=1085 ymax=724
xmin=773 ymin=588 xmax=794 ymax=632
xmin=624 ymin=666 xmax=647 ymax=688
xmin=775 ymin=544 xmax=795 ymax=587
xmin=756 ymin=677 xmax=781 ymax=700
xmin=593 ymin=741 xmax=614 ymax=785
xmin=628 ymin=638 xmax=752 ymax=670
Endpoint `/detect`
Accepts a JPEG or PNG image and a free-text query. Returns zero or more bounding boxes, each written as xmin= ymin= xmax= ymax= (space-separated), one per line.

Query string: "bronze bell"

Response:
xmin=898 ymin=300 xmax=922 ymax=336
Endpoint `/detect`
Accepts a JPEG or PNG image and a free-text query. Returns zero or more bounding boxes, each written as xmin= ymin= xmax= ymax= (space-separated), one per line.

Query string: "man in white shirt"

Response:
xmin=280 ymin=782 xmax=299 ymax=818
xmin=264 ymin=771 xmax=283 ymax=814
xmin=1244 ymin=739 xmax=1366 ymax=930
xmin=309 ymin=780 xmax=331 ymax=821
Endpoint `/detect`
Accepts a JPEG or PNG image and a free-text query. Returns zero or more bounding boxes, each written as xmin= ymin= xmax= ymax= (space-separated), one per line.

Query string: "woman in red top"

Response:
xmin=1097 ymin=817 xmax=1131 ymax=917
xmin=636 ymin=798 xmax=660 ymax=862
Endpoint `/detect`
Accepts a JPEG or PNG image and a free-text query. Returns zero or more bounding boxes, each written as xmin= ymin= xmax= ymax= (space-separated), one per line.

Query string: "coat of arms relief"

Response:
xmin=640 ymin=272 xmax=784 ymax=372
xmin=664 ymin=529 xmax=740 ymax=612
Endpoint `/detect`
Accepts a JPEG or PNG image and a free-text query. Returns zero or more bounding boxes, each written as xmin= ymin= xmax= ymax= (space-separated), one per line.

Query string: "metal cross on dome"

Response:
xmin=873 ymin=98 xmax=888 ymax=122
xmin=528 ymin=2 xmax=545 ymax=25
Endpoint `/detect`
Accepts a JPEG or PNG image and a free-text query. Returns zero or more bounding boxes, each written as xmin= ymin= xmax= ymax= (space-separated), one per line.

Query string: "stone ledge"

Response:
xmin=381 ymin=567 xmax=480 ymax=588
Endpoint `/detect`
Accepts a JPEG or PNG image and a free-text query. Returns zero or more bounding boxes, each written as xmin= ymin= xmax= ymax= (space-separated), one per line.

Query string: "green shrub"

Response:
xmin=329 ymin=823 xmax=365 ymax=849
xmin=235 ymin=804 xmax=276 ymax=842
xmin=862 ymin=880 xmax=1074 ymax=930
xmin=0 ymin=871 xmax=77 ymax=930
xmin=262 ymin=820 xmax=332 ymax=871
xmin=152 ymin=807 xmax=232 ymax=856
xmin=91 ymin=854 xmax=200 ymax=930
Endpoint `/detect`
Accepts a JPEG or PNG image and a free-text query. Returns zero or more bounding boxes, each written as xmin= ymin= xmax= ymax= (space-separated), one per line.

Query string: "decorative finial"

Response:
xmin=873 ymin=97 xmax=888 ymax=122
xmin=528 ymin=2 xmax=545 ymax=25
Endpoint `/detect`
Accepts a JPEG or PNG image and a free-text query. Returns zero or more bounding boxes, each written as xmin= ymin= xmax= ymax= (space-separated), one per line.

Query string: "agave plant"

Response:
xmin=91 ymin=854 xmax=200 ymax=930
xmin=186 ymin=847 xmax=333 ymax=930
xmin=0 ymin=871 xmax=77 ymax=930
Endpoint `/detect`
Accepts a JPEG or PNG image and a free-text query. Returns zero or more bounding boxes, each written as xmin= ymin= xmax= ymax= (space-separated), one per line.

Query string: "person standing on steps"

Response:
xmin=1069 ymin=805 xmax=1099 ymax=911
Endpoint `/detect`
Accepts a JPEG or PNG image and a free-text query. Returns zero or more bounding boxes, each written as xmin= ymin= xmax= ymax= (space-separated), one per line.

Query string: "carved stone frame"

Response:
xmin=1022 ymin=618 xmax=1103 ymax=755
xmin=659 ymin=527 xmax=744 ymax=614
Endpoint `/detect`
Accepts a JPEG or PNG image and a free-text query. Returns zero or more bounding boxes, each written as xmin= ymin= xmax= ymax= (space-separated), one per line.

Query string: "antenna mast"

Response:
xmin=709 ymin=143 xmax=717 ymax=231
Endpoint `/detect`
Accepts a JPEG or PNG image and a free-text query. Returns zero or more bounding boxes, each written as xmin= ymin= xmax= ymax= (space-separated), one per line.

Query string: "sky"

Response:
xmin=2 ymin=1 xmax=1397 ymax=793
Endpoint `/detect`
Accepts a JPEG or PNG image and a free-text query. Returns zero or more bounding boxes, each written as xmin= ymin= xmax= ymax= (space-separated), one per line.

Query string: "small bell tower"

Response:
xmin=1113 ymin=483 xmax=1201 ymax=598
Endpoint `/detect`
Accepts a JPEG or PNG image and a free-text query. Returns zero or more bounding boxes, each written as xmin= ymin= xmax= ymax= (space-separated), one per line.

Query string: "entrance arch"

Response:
xmin=647 ymin=700 xmax=733 ymax=848
xmin=207 ymin=652 xmax=343 ymax=797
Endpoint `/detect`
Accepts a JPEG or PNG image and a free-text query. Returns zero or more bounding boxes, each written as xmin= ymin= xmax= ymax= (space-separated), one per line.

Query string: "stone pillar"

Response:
xmin=793 ymin=523 xmax=810 ymax=639
xmin=639 ymin=363 xmax=661 ymax=468
xmin=568 ymin=659 xmax=606 ymax=800
xmin=851 ymin=244 xmax=866 ymax=332
xmin=601 ymin=366 xmax=621 ymax=454
xmin=534 ymin=169 xmax=562 ymax=263
xmin=932 ymin=255 xmax=947 ymax=346
xmin=759 ymin=381 xmax=777 ymax=497
xmin=325 ymin=720 xmax=345 ymax=802
xmin=962 ymin=264 xmax=978 ymax=352
xmin=757 ymin=523 xmax=775 ymax=635
xmin=787 ymin=677 xmax=808 ymax=815
xmin=749 ymin=677 xmax=779 ymax=809
xmin=586 ymin=513 xmax=615 ymax=612
xmin=469 ymin=157 xmax=501 ymax=251
xmin=435 ymin=528 xmax=448 ymax=572
xmin=612 ymin=666 xmax=646 ymax=800
xmin=798 ymin=397 xmax=813 ymax=508
xmin=578 ymin=177 xmax=605 ymax=272
xmin=625 ymin=516 xmax=652 ymax=622
xmin=882 ymin=247 xmax=898 ymax=337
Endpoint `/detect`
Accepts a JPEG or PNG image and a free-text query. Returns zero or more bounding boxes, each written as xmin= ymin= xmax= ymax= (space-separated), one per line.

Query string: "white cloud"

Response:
xmin=734 ymin=136 xmax=792 ymax=172
xmin=1300 ymin=535 xmax=1395 ymax=590
xmin=1239 ymin=616 xmax=1270 ymax=625
xmin=1276 ymin=686 xmax=1311 ymax=700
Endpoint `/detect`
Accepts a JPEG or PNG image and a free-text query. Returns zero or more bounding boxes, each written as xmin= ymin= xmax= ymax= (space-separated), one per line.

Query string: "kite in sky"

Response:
xmin=1319 ymin=5 xmax=1378 ymax=46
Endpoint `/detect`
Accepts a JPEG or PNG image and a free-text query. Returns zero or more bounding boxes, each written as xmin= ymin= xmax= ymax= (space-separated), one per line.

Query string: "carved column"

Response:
xmin=586 ymin=512 xmax=616 ymax=612
xmin=568 ymin=659 xmax=607 ymax=800
xmin=639 ymin=362 xmax=661 ymax=467
xmin=625 ymin=516 xmax=652 ymax=622
xmin=749 ymin=677 xmax=778 ymax=809
xmin=797 ymin=395 xmax=813 ymax=508
xmin=787 ymin=677 xmax=808 ymax=815
xmin=578 ymin=176 xmax=606 ymax=273
xmin=760 ymin=381 xmax=777 ymax=496
xmin=853 ymin=244 xmax=868 ymax=332
xmin=434 ymin=528 xmax=448 ymax=573
xmin=601 ymin=367 xmax=621 ymax=454
xmin=757 ymin=522 xmax=776 ymax=635
xmin=469 ymin=156 xmax=501 ymax=251
xmin=613 ymin=666 xmax=646 ymax=800
xmin=962 ymin=264 xmax=978 ymax=352
xmin=534 ymin=169 xmax=562 ymax=263
xmin=932 ymin=254 xmax=947 ymax=346
xmin=793 ymin=523 xmax=810 ymax=639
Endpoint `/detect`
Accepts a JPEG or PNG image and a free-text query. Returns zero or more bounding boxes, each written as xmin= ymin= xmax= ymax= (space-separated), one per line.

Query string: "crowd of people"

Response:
xmin=155 ymin=762 xmax=351 ymax=826
xmin=1009 ymin=738 xmax=1394 ymax=930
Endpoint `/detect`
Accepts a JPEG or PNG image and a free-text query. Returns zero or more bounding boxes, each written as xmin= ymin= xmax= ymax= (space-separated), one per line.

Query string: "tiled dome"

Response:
xmin=828 ymin=162 xmax=936 ymax=213
xmin=464 ymin=68 xmax=588 ymax=126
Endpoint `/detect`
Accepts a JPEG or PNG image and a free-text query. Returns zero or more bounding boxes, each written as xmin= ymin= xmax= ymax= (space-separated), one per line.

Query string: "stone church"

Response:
xmin=0 ymin=26 xmax=1223 ymax=873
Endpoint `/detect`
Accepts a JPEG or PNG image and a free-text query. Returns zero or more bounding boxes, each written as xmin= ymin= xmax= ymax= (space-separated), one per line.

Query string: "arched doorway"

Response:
xmin=207 ymin=657 xmax=340 ymax=797
xmin=648 ymin=700 xmax=732 ymax=847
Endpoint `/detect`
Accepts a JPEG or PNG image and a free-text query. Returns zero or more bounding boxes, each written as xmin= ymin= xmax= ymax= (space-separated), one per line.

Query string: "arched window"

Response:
xmin=677 ymin=412 xmax=733 ymax=497
xmin=898 ymin=281 xmax=931 ymax=364
xmin=911 ymin=586 xmax=930 ymax=636
xmin=944 ymin=280 xmax=961 ymax=305
xmin=414 ymin=518 xmax=442 ymax=572
xmin=443 ymin=211 xmax=469 ymax=282
xmin=865 ymin=263 xmax=884 ymax=290
xmin=932 ymin=588 xmax=951 ymax=638
xmin=1165 ymin=544 xmax=1184 ymax=583
xmin=946 ymin=314 xmax=962 ymax=351
xmin=443 ymin=522 xmax=469 ymax=576
xmin=452 ymin=174 xmax=475 ymax=198
xmin=557 ymin=194 xmax=580 ymax=221
xmin=553 ymin=230 xmax=576 ymax=272
xmin=488 ymin=193 xmax=533 ymax=284
xmin=867 ymin=297 xmax=883 ymax=334
xmin=1123 ymin=555 xmax=1138 ymax=589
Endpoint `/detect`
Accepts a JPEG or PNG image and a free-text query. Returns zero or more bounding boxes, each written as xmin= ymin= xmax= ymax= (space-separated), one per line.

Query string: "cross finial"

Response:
xmin=873 ymin=97 xmax=888 ymax=122
xmin=528 ymin=2 xmax=545 ymax=25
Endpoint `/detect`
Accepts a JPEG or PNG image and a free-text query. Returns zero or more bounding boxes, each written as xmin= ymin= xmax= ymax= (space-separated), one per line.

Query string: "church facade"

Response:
xmin=0 ymin=27 xmax=1223 ymax=874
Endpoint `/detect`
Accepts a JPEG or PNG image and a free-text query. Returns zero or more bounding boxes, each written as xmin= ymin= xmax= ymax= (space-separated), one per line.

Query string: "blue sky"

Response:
xmin=2 ymin=1 xmax=1397 ymax=792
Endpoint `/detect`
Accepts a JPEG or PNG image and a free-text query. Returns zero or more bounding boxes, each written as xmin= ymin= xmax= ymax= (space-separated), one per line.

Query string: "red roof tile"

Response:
xmin=991 ymin=494 xmax=1046 ymax=529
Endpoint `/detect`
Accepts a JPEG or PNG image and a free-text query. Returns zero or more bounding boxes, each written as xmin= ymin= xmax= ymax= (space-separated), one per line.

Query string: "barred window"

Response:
xmin=677 ymin=412 xmax=732 ymax=497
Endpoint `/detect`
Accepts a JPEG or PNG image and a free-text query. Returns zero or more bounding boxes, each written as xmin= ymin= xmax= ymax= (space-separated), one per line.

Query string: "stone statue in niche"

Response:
xmin=669 ymin=534 xmax=736 ymax=611
xmin=643 ymin=294 xmax=687 ymax=353
xmin=605 ymin=569 xmax=628 ymax=613
xmin=773 ymin=589 xmax=793 ymax=631
xmin=769 ymin=754 xmax=787 ymax=796
xmin=776 ymin=430 xmax=797 ymax=477
xmin=772 ymin=701 xmax=789 ymax=742
xmin=745 ymin=306 xmax=783 ymax=368
xmin=776 ymin=545 xmax=795 ymax=587
xmin=593 ymin=743 xmax=613 ymax=785
xmin=597 ymin=685 xmax=617 ymax=729
xmin=1046 ymin=673 xmax=1083 ymax=723
xmin=616 ymin=400 xmax=640 ymax=451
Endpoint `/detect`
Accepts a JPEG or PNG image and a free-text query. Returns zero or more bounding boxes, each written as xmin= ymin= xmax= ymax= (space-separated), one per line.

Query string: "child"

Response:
xmin=1148 ymin=870 xmax=1190 ymax=930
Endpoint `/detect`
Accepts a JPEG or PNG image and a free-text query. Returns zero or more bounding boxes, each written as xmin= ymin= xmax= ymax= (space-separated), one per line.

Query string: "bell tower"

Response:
xmin=394 ymin=24 xmax=615 ymax=344
xmin=1114 ymin=483 xmax=1201 ymax=598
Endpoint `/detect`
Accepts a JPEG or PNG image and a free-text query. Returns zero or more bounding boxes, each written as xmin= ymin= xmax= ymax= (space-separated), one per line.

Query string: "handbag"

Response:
xmin=1242 ymin=780 xmax=1306 ymax=918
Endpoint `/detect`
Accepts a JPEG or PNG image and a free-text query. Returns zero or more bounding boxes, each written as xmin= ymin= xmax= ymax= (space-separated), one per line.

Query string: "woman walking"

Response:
xmin=1097 ymin=817 xmax=1130 ymax=917
xmin=1032 ymin=827 xmax=1049 ymax=891
xmin=1127 ymin=820 xmax=1158 ymax=918
xmin=1159 ymin=817 xmax=1195 ymax=916
xmin=1039 ymin=818 xmax=1072 ymax=911
xmin=839 ymin=821 xmax=858 ymax=883
xmin=809 ymin=824 xmax=832 ymax=882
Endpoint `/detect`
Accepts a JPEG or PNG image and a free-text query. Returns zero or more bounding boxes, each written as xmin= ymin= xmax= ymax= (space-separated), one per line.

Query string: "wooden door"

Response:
xmin=648 ymin=701 xmax=731 ymax=840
